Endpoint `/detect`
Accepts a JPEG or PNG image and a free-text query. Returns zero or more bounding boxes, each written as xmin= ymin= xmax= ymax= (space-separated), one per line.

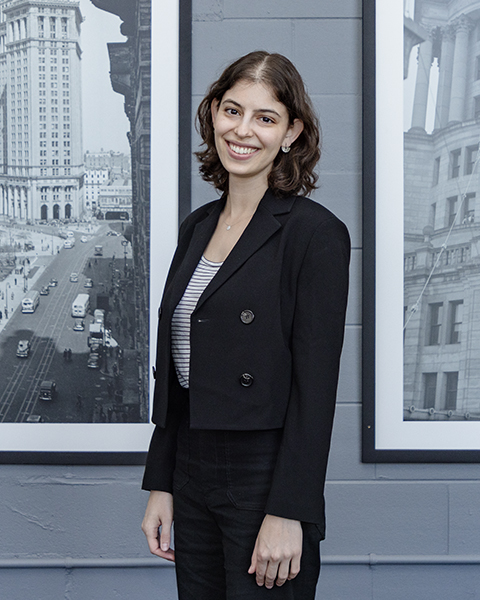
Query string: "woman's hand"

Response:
xmin=248 ymin=514 xmax=302 ymax=588
xmin=141 ymin=491 xmax=175 ymax=562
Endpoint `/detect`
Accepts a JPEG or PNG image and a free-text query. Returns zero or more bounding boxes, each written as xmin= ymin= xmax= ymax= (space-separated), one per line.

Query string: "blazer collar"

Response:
xmin=168 ymin=189 xmax=296 ymax=312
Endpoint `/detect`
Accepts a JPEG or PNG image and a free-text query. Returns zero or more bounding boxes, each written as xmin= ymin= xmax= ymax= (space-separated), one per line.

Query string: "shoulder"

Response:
xmin=286 ymin=195 xmax=350 ymax=248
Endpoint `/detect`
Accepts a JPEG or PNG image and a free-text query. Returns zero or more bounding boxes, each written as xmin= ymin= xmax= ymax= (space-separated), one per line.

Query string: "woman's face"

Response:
xmin=211 ymin=80 xmax=303 ymax=187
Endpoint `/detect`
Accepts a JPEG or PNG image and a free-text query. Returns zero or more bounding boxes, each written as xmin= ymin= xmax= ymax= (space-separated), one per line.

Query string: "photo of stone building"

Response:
xmin=404 ymin=0 xmax=480 ymax=420
xmin=0 ymin=0 xmax=84 ymax=221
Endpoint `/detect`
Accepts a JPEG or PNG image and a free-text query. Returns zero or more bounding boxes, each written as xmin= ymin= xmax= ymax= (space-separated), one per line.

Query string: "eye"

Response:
xmin=226 ymin=107 xmax=239 ymax=116
xmin=260 ymin=116 xmax=274 ymax=124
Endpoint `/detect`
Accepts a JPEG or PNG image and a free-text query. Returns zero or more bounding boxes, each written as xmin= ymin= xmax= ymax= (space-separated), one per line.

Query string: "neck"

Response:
xmin=224 ymin=176 xmax=268 ymax=220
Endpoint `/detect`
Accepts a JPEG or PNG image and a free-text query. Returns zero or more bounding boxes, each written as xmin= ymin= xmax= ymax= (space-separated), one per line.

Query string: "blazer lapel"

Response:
xmin=195 ymin=190 xmax=295 ymax=311
xmin=166 ymin=198 xmax=224 ymax=312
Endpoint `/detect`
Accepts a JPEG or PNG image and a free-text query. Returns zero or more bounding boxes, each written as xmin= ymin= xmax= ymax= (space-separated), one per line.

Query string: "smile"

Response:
xmin=227 ymin=142 xmax=259 ymax=156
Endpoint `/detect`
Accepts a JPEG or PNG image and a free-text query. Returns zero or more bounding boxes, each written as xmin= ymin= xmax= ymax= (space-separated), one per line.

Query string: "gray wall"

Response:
xmin=2 ymin=1 xmax=480 ymax=599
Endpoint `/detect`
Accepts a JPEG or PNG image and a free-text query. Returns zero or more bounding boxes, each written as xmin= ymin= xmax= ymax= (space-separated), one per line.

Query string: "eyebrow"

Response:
xmin=221 ymin=98 xmax=282 ymax=118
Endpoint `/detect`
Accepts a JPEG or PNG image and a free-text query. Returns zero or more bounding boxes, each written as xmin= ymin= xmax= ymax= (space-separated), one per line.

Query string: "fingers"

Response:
xmin=159 ymin=515 xmax=172 ymax=552
xmin=142 ymin=520 xmax=175 ymax=562
xmin=253 ymin=555 xmax=293 ymax=589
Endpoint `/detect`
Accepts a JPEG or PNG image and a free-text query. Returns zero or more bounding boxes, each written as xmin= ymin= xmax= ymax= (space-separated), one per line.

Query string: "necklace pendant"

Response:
xmin=226 ymin=225 xmax=231 ymax=231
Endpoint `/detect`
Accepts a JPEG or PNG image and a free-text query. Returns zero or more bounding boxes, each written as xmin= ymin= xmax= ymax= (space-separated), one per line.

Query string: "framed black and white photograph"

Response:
xmin=363 ymin=0 xmax=480 ymax=461
xmin=0 ymin=0 xmax=190 ymax=464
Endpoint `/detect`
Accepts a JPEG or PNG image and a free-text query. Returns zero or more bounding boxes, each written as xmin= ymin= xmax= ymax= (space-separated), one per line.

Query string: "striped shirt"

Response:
xmin=171 ymin=255 xmax=223 ymax=388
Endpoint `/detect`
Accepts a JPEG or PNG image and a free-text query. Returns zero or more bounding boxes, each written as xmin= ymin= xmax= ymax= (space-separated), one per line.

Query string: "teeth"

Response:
xmin=229 ymin=143 xmax=257 ymax=155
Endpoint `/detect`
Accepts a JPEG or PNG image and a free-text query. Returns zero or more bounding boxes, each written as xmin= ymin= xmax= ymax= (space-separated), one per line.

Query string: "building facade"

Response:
xmin=96 ymin=182 xmax=132 ymax=218
xmin=92 ymin=0 xmax=150 ymax=420
xmin=0 ymin=0 xmax=84 ymax=222
xmin=404 ymin=0 xmax=480 ymax=420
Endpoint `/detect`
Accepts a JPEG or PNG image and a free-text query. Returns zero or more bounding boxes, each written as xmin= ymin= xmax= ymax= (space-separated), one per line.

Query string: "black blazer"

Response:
xmin=143 ymin=189 xmax=350 ymax=527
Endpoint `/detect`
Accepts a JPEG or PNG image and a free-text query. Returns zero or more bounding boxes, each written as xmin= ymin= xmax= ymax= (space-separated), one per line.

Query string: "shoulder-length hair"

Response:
xmin=195 ymin=51 xmax=321 ymax=197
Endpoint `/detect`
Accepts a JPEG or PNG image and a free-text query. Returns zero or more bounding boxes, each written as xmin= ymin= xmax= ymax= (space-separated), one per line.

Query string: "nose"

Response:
xmin=234 ymin=116 xmax=253 ymax=138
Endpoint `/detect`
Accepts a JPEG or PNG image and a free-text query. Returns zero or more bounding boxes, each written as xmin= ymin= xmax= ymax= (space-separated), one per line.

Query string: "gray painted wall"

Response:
xmin=2 ymin=1 xmax=480 ymax=599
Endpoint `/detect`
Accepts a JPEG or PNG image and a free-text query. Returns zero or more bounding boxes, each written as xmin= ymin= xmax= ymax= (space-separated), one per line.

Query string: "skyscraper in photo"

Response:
xmin=0 ymin=0 xmax=83 ymax=221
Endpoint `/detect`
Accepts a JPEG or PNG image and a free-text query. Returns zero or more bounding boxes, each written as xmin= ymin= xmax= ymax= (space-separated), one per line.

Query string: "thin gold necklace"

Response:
xmin=223 ymin=212 xmax=254 ymax=231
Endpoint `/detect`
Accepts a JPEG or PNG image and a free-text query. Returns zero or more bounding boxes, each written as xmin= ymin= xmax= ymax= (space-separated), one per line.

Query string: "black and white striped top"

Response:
xmin=171 ymin=255 xmax=223 ymax=388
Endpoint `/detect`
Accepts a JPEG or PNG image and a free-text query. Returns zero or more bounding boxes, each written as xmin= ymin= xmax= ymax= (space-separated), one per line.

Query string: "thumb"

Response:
xmin=248 ymin=545 xmax=257 ymax=574
xmin=159 ymin=518 xmax=172 ymax=552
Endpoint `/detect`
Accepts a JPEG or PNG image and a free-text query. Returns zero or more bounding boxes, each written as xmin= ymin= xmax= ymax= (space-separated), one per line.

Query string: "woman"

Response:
xmin=142 ymin=51 xmax=350 ymax=599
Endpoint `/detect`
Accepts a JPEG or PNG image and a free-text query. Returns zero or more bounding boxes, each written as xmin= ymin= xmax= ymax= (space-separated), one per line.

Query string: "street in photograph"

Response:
xmin=0 ymin=0 xmax=151 ymax=424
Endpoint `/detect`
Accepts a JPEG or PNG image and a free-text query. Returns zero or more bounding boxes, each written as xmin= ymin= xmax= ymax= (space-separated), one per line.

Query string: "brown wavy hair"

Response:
xmin=195 ymin=51 xmax=321 ymax=197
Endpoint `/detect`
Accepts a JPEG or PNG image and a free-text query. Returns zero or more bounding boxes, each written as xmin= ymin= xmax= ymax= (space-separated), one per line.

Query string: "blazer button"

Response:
xmin=240 ymin=373 xmax=254 ymax=387
xmin=240 ymin=309 xmax=254 ymax=324
xmin=152 ymin=366 xmax=156 ymax=379
xmin=158 ymin=307 xmax=162 ymax=318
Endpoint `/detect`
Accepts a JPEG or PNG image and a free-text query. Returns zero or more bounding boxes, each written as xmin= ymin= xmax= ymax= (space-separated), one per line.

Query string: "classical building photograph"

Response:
xmin=0 ymin=0 xmax=151 ymax=425
xmin=404 ymin=0 xmax=480 ymax=420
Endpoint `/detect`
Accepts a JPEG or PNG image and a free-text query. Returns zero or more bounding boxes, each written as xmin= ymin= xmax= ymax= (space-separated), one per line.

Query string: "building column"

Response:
xmin=16 ymin=187 xmax=21 ymax=219
xmin=8 ymin=186 xmax=14 ymax=218
xmin=448 ymin=15 xmax=474 ymax=124
xmin=411 ymin=36 xmax=433 ymax=130
xmin=434 ymin=25 xmax=455 ymax=130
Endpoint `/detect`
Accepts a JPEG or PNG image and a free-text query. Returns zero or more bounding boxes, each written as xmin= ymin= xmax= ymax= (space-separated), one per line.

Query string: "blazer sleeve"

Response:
xmin=264 ymin=216 xmax=350 ymax=528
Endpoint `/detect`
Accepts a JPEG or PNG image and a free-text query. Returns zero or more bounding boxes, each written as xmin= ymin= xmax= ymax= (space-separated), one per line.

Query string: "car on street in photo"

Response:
xmin=69 ymin=272 xmax=79 ymax=283
xmin=87 ymin=352 xmax=102 ymax=369
xmin=48 ymin=278 xmax=58 ymax=287
xmin=84 ymin=278 xmax=93 ymax=288
xmin=63 ymin=239 xmax=75 ymax=249
xmin=106 ymin=230 xmax=120 ymax=236
xmin=26 ymin=415 xmax=44 ymax=423
xmin=81 ymin=235 xmax=88 ymax=243
xmin=40 ymin=285 xmax=49 ymax=296
xmin=73 ymin=318 xmax=85 ymax=332
xmin=39 ymin=380 xmax=56 ymax=401
xmin=16 ymin=340 xmax=31 ymax=358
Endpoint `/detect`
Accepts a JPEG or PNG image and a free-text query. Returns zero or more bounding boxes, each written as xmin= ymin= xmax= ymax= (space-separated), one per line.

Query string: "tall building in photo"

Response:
xmin=0 ymin=0 xmax=83 ymax=222
xmin=92 ymin=0 xmax=151 ymax=420
xmin=404 ymin=0 xmax=480 ymax=420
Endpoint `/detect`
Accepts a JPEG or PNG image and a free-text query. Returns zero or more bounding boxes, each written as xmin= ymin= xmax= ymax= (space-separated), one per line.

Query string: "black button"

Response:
xmin=158 ymin=307 xmax=162 ymax=318
xmin=240 ymin=310 xmax=254 ymax=324
xmin=152 ymin=366 xmax=156 ymax=379
xmin=240 ymin=373 xmax=254 ymax=387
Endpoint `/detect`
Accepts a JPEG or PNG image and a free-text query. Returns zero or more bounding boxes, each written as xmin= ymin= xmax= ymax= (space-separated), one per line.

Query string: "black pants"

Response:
xmin=172 ymin=411 xmax=322 ymax=600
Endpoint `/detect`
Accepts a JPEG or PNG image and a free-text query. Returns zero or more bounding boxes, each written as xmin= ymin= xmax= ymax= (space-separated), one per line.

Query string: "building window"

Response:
xmin=475 ymin=96 xmax=480 ymax=120
xmin=430 ymin=203 xmax=436 ymax=229
xmin=427 ymin=302 xmax=443 ymax=345
xmin=445 ymin=372 xmax=458 ymax=411
xmin=448 ymin=300 xmax=463 ymax=344
xmin=463 ymin=193 xmax=475 ymax=224
xmin=465 ymin=144 xmax=479 ymax=175
xmin=433 ymin=156 xmax=440 ymax=186
xmin=447 ymin=196 xmax=458 ymax=227
xmin=423 ymin=373 xmax=437 ymax=409
xmin=450 ymin=149 xmax=461 ymax=178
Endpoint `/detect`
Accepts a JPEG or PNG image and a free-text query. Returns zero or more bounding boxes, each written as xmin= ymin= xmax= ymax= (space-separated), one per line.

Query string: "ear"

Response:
xmin=282 ymin=119 xmax=304 ymax=147
xmin=211 ymin=99 xmax=219 ymax=126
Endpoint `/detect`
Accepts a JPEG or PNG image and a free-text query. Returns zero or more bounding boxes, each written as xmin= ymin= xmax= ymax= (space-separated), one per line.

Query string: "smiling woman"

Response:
xmin=142 ymin=51 xmax=350 ymax=600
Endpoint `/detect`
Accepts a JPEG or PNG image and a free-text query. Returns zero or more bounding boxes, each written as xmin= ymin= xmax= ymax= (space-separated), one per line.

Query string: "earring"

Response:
xmin=281 ymin=145 xmax=291 ymax=153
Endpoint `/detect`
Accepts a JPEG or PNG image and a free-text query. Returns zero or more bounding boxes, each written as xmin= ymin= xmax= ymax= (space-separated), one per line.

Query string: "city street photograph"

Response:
xmin=0 ymin=0 xmax=151 ymax=428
